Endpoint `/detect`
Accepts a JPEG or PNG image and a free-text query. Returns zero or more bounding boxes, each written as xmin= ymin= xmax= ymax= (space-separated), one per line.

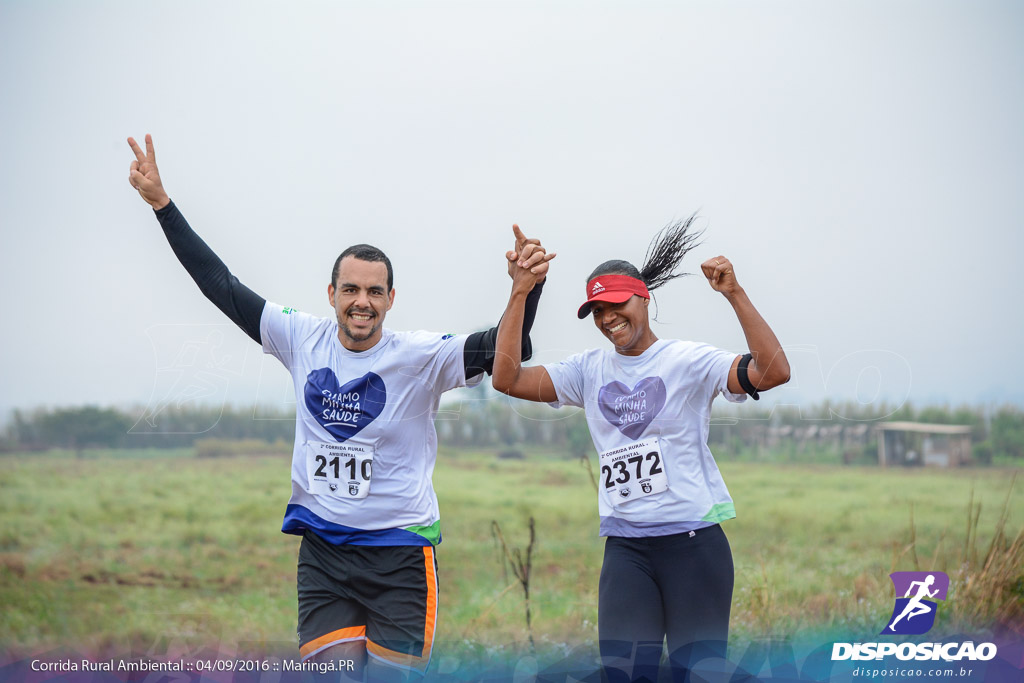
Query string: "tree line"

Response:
xmin=3 ymin=394 xmax=1023 ymax=463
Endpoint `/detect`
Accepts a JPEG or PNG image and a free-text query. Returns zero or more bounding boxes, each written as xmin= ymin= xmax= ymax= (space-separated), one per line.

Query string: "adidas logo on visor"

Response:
xmin=591 ymin=281 xmax=605 ymax=294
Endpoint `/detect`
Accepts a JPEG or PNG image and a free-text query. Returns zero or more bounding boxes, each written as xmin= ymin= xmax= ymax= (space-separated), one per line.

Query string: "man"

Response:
xmin=127 ymin=135 xmax=550 ymax=680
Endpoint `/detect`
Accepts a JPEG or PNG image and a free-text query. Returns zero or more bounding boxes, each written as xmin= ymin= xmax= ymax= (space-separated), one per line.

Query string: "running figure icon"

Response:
xmin=888 ymin=574 xmax=939 ymax=632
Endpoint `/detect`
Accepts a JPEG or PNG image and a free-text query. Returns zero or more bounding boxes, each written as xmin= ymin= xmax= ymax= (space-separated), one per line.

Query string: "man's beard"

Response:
xmin=338 ymin=312 xmax=382 ymax=343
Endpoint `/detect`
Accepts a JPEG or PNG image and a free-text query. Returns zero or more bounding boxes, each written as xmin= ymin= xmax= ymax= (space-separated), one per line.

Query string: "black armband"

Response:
xmin=737 ymin=353 xmax=760 ymax=400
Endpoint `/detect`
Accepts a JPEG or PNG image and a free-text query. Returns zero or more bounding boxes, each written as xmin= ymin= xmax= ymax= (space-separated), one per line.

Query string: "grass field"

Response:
xmin=1 ymin=448 xmax=1021 ymax=663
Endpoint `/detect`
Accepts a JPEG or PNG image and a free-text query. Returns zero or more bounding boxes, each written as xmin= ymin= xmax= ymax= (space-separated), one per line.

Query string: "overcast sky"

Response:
xmin=1 ymin=0 xmax=1022 ymax=421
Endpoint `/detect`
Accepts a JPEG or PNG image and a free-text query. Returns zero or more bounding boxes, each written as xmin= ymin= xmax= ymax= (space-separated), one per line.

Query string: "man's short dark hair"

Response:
xmin=331 ymin=245 xmax=394 ymax=291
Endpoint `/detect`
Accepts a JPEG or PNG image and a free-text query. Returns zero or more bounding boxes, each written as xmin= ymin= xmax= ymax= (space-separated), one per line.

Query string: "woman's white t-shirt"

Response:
xmin=544 ymin=339 xmax=745 ymax=537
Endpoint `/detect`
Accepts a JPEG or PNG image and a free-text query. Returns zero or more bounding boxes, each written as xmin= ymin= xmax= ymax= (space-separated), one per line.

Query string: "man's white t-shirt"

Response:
xmin=261 ymin=302 xmax=481 ymax=546
xmin=544 ymin=339 xmax=745 ymax=537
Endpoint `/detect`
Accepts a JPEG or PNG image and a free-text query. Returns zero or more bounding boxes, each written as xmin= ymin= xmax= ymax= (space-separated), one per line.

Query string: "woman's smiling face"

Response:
xmin=589 ymin=294 xmax=655 ymax=356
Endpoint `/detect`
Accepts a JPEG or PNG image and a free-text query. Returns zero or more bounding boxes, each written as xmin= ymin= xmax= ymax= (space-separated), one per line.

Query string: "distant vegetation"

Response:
xmin=0 ymin=449 xmax=1020 ymax=659
xmin=2 ymin=393 xmax=1024 ymax=466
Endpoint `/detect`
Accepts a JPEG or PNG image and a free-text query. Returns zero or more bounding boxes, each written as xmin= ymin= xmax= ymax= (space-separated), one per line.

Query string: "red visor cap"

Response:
xmin=577 ymin=274 xmax=651 ymax=319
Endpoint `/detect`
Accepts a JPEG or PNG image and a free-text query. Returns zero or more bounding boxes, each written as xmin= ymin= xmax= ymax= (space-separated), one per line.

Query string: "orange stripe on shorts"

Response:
xmin=365 ymin=546 xmax=438 ymax=673
xmin=299 ymin=625 xmax=366 ymax=659
xmin=423 ymin=546 xmax=437 ymax=659
xmin=366 ymin=639 xmax=431 ymax=672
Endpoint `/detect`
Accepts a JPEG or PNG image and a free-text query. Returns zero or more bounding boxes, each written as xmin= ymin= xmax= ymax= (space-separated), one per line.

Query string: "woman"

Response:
xmin=493 ymin=218 xmax=790 ymax=682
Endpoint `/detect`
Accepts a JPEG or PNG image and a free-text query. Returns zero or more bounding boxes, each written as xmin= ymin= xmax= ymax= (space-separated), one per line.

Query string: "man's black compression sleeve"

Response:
xmin=154 ymin=201 xmax=266 ymax=344
xmin=464 ymin=280 xmax=544 ymax=379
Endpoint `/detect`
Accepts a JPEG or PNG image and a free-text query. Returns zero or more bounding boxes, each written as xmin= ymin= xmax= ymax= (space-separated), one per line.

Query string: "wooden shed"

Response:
xmin=875 ymin=422 xmax=973 ymax=467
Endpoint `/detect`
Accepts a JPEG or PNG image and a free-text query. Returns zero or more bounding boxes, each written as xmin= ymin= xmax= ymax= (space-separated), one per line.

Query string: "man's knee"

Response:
xmin=365 ymin=656 xmax=420 ymax=683
xmin=310 ymin=641 xmax=366 ymax=683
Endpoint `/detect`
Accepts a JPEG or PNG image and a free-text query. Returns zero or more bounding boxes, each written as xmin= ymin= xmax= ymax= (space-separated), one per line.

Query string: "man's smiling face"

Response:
xmin=328 ymin=256 xmax=395 ymax=351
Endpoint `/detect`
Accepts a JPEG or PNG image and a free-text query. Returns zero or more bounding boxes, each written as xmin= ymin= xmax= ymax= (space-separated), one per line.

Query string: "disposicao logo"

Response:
xmin=831 ymin=569 xmax=998 ymax=663
xmin=883 ymin=571 xmax=949 ymax=635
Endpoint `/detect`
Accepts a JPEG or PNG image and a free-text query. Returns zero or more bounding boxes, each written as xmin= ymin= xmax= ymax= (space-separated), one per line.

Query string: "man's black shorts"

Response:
xmin=297 ymin=530 xmax=438 ymax=673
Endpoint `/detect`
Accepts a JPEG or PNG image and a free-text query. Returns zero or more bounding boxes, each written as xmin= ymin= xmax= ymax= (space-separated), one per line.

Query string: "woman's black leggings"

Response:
xmin=598 ymin=524 xmax=734 ymax=683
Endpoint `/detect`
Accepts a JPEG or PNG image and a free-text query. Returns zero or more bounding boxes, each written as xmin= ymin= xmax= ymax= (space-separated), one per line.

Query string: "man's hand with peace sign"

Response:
xmin=127 ymin=134 xmax=170 ymax=210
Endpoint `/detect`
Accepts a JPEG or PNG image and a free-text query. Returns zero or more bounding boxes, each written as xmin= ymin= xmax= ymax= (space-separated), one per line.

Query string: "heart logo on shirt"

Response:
xmin=304 ymin=369 xmax=387 ymax=442
xmin=598 ymin=376 xmax=667 ymax=440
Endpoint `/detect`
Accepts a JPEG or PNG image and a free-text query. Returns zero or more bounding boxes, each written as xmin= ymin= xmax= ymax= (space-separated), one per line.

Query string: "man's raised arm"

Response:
xmin=127 ymin=135 xmax=265 ymax=344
